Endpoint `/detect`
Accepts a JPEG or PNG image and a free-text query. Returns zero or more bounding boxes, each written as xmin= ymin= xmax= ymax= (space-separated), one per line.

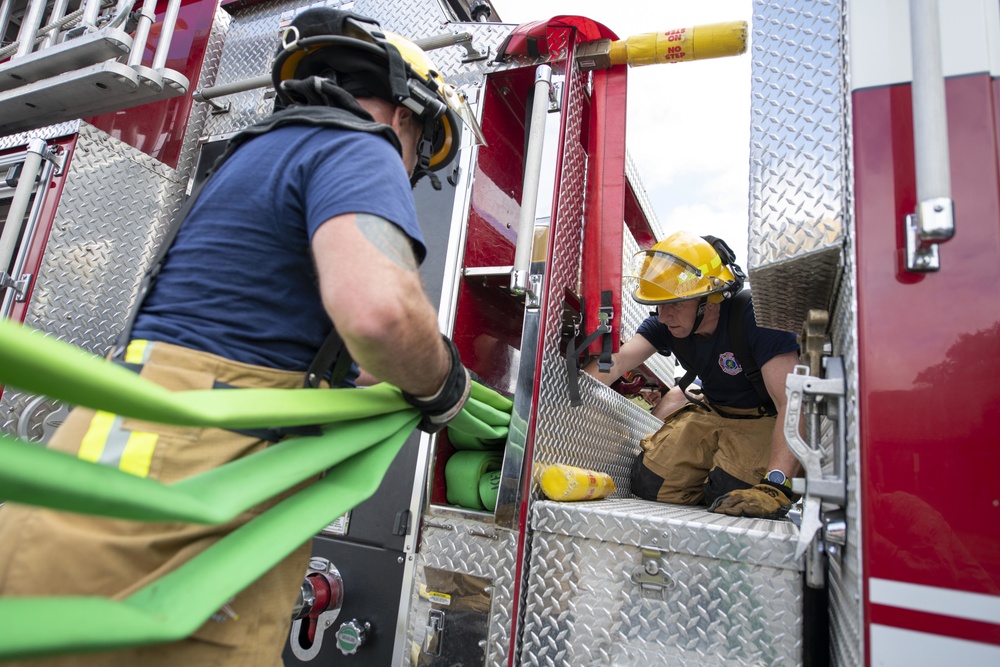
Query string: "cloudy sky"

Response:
xmin=489 ymin=0 xmax=753 ymax=269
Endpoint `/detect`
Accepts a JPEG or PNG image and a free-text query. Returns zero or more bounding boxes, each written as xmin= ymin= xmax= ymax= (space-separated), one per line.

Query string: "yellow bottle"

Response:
xmin=540 ymin=464 xmax=616 ymax=501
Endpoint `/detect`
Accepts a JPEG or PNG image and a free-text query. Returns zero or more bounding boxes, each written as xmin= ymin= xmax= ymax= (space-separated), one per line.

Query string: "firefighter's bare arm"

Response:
xmin=760 ymin=350 xmax=801 ymax=478
xmin=312 ymin=212 xmax=450 ymax=397
xmin=584 ymin=335 xmax=657 ymax=385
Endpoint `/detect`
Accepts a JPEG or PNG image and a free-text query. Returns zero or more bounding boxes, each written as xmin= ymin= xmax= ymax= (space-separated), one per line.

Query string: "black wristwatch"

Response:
xmin=766 ymin=469 xmax=792 ymax=489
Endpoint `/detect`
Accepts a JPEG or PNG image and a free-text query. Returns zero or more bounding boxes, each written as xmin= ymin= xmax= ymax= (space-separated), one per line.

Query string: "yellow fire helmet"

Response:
xmin=271 ymin=7 xmax=485 ymax=172
xmin=626 ymin=231 xmax=743 ymax=305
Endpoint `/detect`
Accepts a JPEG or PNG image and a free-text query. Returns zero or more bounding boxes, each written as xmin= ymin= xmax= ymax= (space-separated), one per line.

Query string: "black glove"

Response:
xmin=402 ymin=335 xmax=472 ymax=433
xmin=708 ymin=480 xmax=793 ymax=519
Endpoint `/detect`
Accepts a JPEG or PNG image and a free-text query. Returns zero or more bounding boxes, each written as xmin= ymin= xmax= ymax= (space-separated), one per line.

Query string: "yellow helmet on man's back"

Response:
xmin=626 ymin=231 xmax=742 ymax=305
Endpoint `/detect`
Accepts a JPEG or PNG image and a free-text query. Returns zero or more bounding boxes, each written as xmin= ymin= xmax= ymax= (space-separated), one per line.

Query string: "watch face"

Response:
xmin=767 ymin=469 xmax=787 ymax=486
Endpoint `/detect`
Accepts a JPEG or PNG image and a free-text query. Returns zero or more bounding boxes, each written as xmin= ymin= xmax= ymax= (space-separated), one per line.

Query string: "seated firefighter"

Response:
xmin=587 ymin=231 xmax=801 ymax=519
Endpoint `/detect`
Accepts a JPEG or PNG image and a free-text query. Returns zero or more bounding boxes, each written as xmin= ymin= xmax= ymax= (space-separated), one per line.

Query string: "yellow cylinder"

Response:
xmin=608 ymin=21 xmax=747 ymax=67
xmin=540 ymin=464 xmax=617 ymax=502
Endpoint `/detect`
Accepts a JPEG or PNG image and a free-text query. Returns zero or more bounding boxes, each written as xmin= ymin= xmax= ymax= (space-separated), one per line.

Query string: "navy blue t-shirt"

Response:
xmin=637 ymin=295 xmax=799 ymax=409
xmin=133 ymin=124 xmax=423 ymax=371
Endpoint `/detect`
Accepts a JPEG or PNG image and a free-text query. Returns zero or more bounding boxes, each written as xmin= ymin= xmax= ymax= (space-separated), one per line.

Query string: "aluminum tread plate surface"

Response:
xmin=532 ymin=499 xmax=802 ymax=571
xmin=748 ymin=0 xmax=847 ymax=333
xmin=200 ymin=0 xmax=512 ymax=140
xmin=406 ymin=516 xmax=518 ymax=667
xmin=749 ymin=2 xmax=862 ymax=663
xmin=1 ymin=123 xmax=184 ymax=434
xmin=524 ymin=500 xmax=803 ymax=666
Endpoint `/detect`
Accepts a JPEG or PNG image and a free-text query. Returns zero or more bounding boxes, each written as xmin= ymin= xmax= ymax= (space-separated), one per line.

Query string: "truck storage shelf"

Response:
xmin=0 ymin=61 xmax=188 ymax=135
xmin=0 ymin=28 xmax=133 ymax=93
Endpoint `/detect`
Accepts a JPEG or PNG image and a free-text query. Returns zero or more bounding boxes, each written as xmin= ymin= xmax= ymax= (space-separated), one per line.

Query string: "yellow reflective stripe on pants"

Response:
xmin=125 ymin=339 xmax=150 ymax=365
xmin=78 ymin=410 xmax=115 ymax=463
xmin=78 ymin=338 xmax=158 ymax=477
xmin=78 ymin=410 xmax=159 ymax=478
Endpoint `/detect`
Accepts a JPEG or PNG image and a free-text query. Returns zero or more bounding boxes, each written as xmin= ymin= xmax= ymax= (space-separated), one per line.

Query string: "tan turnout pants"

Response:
xmin=635 ymin=402 xmax=774 ymax=504
xmin=0 ymin=341 xmax=317 ymax=667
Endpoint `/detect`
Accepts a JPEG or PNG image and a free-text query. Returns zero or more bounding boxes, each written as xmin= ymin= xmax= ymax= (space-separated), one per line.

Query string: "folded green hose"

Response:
xmin=0 ymin=416 xmax=418 ymax=661
xmin=0 ymin=411 xmax=413 ymax=523
xmin=0 ymin=319 xmax=510 ymax=436
xmin=0 ymin=319 xmax=514 ymax=658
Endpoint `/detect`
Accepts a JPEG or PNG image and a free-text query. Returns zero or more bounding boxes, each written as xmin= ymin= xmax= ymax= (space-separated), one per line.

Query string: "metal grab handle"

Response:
xmin=906 ymin=0 xmax=955 ymax=272
xmin=150 ymin=0 xmax=181 ymax=71
xmin=0 ymin=139 xmax=47 ymax=289
xmin=783 ymin=361 xmax=846 ymax=504
xmin=510 ymin=65 xmax=551 ymax=295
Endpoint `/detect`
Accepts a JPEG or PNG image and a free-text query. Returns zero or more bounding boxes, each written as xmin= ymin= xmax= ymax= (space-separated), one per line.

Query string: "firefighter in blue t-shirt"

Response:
xmin=0 ymin=8 xmax=485 ymax=666
xmin=587 ymin=231 xmax=801 ymax=519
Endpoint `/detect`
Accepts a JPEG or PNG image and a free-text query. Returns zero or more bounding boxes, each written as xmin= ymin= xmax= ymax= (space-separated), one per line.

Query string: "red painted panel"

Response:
xmin=854 ymin=72 xmax=1000 ymax=633
xmin=441 ymin=68 xmax=534 ymax=505
xmin=581 ymin=65 xmax=627 ymax=354
xmin=0 ymin=133 xmax=77 ymax=403
xmin=624 ymin=180 xmax=657 ymax=249
xmin=461 ymin=69 xmax=532 ymax=269
xmin=870 ymin=604 xmax=1000 ymax=646
xmin=87 ymin=0 xmax=218 ymax=168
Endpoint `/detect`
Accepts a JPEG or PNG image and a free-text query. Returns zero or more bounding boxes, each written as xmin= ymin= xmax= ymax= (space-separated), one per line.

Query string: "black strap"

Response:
xmin=667 ymin=290 xmax=775 ymax=417
xmin=727 ymin=290 xmax=776 ymax=416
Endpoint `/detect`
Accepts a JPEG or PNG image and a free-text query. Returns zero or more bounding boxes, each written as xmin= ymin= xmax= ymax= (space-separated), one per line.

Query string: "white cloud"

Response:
xmin=489 ymin=0 xmax=753 ymax=266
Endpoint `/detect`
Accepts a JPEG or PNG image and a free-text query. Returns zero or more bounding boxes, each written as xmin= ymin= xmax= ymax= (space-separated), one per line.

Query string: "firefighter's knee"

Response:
xmin=631 ymin=453 xmax=665 ymax=501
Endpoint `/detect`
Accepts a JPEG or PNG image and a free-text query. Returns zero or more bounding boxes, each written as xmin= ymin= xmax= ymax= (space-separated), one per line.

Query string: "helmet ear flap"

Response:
xmin=701 ymin=235 xmax=736 ymax=265
xmin=701 ymin=234 xmax=746 ymax=297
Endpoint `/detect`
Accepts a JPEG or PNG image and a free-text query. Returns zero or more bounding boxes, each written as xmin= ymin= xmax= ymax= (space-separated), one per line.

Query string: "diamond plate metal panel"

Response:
xmin=0 ymin=121 xmax=83 ymax=150
xmin=748 ymin=0 xmax=848 ymax=333
xmin=406 ymin=515 xmax=518 ymax=667
xmin=530 ymin=62 xmax=664 ymax=496
xmin=625 ymin=151 xmax=665 ymax=241
xmin=749 ymin=2 xmax=862 ymax=662
xmin=174 ymin=6 xmax=231 ymax=181
xmin=0 ymin=123 xmax=185 ymax=434
xmin=533 ymin=499 xmax=801 ymax=571
xmin=524 ymin=500 xmax=803 ymax=667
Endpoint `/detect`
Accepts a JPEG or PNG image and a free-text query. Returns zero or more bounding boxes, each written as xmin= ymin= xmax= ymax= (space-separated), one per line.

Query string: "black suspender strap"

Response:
xmin=727 ymin=290 xmax=776 ymax=416
xmin=665 ymin=290 xmax=775 ymax=418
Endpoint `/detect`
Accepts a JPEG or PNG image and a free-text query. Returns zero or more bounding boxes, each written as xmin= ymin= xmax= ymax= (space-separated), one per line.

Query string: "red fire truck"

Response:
xmin=0 ymin=0 xmax=997 ymax=665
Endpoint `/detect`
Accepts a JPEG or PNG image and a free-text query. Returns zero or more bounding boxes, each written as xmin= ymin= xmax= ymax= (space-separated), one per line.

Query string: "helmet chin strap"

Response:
xmin=409 ymin=117 xmax=441 ymax=190
xmin=690 ymin=297 xmax=708 ymax=335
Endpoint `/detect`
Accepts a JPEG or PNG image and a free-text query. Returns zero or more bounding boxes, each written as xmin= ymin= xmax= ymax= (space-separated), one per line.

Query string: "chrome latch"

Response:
xmin=784 ymin=356 xmax=847 ymax=588
xmin=631 ymin=548 xmax=675 ymax=600
xmin=0 ymin=271 xmax=30 ymax=300
xmin=905 ymin=197 xmax=955 ymax=272
xmin=423 ymin=609 xmax=445 ymax=656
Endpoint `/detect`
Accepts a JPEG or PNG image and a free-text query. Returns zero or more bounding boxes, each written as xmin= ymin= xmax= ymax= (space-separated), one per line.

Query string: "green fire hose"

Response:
xmin=0 ymin=319 xmax=512 ymax=659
